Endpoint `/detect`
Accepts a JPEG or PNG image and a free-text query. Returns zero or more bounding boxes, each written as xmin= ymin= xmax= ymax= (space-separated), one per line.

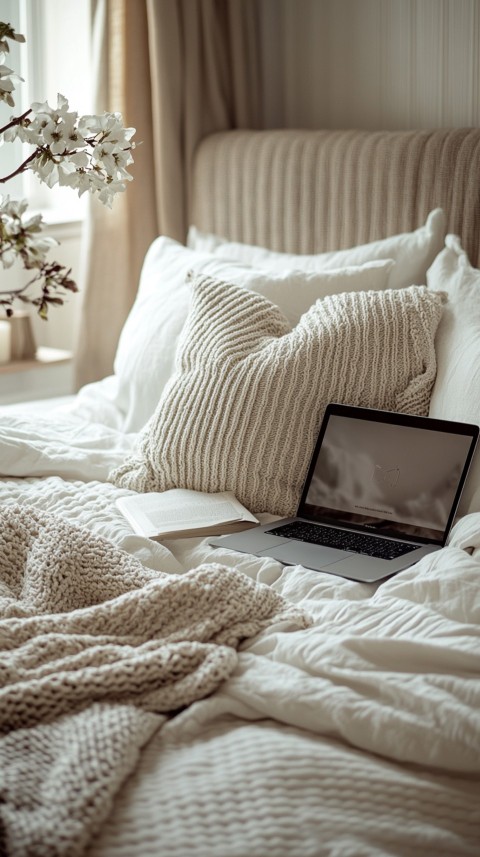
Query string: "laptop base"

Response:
xmin=208 ymin=518 xmax=438 ymax=583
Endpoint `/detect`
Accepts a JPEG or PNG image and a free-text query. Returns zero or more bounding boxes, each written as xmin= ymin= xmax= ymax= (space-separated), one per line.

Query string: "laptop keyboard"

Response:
xmin=266 ymin=522 xmax=419 ymax=560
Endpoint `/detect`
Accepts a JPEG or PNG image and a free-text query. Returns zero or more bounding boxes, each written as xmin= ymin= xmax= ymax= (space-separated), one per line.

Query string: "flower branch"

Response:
xmin=0 ymin=260 xmax=78 ymax=319
xmin=0 ymin=21 xmax=136 ymax=319
xmin=0 ymin=107 xmax=31 ymax=135
xmin=0 ymin=148 xmax=38 ymax=183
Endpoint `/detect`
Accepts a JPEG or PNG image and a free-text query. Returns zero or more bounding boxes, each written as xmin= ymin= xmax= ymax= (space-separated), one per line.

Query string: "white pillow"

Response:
xmin=107 ymin=238 xmax=393 ymax=432
xmin=188 ymin=208 xmax=446 ymax=291
xmin=55 ymin=375 xmax=125 ymax=431
xmin=427 ymin=235 xmax=480 ymax=517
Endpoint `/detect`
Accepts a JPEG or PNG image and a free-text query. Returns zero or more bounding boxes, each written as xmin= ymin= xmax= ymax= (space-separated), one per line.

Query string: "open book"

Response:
xmin=116 ymin=488 xmax=259 ymax=540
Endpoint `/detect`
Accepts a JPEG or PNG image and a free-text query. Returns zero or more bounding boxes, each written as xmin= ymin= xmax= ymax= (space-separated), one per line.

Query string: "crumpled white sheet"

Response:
xmin=163 ymin=520 xmax=480 ymax=774
xmin=0 ymin=412 xmax=137 ymax=481
xmin=52 ymin=375 xmax=127 ymax=431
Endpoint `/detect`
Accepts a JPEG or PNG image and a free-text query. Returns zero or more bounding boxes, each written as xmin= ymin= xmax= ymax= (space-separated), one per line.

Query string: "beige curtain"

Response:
xmin=75 ymin=0 xmax=261 ymax=387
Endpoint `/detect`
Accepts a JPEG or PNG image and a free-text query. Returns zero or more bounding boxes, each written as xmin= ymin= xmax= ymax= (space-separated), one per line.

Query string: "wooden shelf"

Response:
xmin=0 ymin=347 xmax=73 ymax=375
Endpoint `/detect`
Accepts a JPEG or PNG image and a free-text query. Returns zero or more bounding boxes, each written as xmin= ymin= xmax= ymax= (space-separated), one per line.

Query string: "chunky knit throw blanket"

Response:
xmin=0 ymin=505 xmax=309 ymax=857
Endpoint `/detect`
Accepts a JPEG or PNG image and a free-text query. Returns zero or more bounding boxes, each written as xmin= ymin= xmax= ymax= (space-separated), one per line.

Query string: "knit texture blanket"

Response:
xmin=0 ymin=505 xmax=309 ymax=857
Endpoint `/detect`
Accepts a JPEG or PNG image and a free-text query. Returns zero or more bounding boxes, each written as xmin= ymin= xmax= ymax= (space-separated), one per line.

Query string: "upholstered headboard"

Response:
xmin=190 ymin=128 xmax=480 ymax=267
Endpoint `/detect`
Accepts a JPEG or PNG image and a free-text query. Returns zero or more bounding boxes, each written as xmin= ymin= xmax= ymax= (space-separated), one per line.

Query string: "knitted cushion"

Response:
xmin=110 ymin=275 xmax=444 ymax=516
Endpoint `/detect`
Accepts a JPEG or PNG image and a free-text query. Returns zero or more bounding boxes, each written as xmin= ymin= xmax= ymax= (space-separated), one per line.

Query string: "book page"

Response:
xmin=147 ymin=498 xmax=238 ymax=529
xmin=123 ymin=489 xmax=256 ymax=534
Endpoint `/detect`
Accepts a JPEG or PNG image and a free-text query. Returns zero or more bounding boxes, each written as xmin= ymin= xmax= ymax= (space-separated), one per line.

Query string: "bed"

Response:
xmin=1 ymin=128 xmax=480 ymax=857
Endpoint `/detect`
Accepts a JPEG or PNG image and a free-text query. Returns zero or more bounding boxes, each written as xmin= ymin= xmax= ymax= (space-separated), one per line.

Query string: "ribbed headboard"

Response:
xmin=190 ymin=128 xmax=480 ymax=268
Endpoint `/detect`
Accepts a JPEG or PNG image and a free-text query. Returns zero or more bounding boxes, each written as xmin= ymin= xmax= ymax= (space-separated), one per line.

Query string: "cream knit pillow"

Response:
xmin=110 ymin=276 xmax=444 ymax=516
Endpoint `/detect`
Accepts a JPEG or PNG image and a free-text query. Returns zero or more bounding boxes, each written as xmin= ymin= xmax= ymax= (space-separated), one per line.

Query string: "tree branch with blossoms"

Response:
xmin=0 ymin=21 xmax=136 ymax=319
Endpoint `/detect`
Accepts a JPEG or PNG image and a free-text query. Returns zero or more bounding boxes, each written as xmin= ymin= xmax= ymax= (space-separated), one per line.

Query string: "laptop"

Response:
xmin=209 ymin=404 xmax=478 ymax=583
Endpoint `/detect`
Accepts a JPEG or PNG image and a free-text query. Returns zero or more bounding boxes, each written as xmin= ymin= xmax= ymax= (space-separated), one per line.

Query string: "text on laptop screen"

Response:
xmin=303 ymin=414 xmax=473 ymax=541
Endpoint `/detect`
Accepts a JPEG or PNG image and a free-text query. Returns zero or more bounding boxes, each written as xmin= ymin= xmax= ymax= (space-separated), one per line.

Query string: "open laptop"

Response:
xmin=209 ymin=404 xmax=478 ymax=583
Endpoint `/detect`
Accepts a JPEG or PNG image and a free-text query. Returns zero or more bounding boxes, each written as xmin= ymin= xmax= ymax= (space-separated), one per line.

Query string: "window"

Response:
xmin=0 ymin=0 xmax=91 ymax=223
xmin=0 ymin=0 xmax=92 ymax=354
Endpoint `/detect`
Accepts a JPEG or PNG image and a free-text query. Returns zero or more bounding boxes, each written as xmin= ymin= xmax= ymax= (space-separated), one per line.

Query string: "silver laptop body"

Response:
xmin=209 ymin=404 xmax=478 ymax=583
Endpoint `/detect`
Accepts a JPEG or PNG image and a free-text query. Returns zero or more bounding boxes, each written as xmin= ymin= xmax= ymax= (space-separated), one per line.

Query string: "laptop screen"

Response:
xmin=300 ymin=409 xmax=477 ymax=544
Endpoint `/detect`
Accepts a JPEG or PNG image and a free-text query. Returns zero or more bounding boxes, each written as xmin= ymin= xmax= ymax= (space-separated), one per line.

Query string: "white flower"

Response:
xmin=0 ymin=195 xmax=56 ymax=270
xmin=29 ymin=152 xmax=56 ymax=184
xmin=62 ymin=121 xmax=86 ymax=153
xmin=28 ymin=93 xmax=83 ymax=154
xmin=79 ymin=111 xmax=135 ymax=146
xmin=91 ymin=141 xmax=116 ymax=173
xmin=2 ymin=124 xmax=19 ymax=143
xmin=23 ymin=233 xmax=58 ymax=267
xmin=0 ymin=195 xmax=26 ymax=218
xmin=36 ymin=161 xmax=60 ymax=188
xmin=55 ymin=159 xmax=81 ymax=187
xmin=42 ymin=116 xmax=78 ymax=155
xmin=0 ymin=50 xmax=22 ymax=106
xmin=92 ymin=139 xmax=134 ymax=173
xmin=97 ymin=178 xmax=129 ymax=208
xmin=78 ymin=111 xmax=119 ymax=136
xmin=31 ymin=92 xmax=70 ymax=120
xmin=66 ymin=151 xmax=89 ymax=169
xmin=0 ymin=23 xmax=25 ymax=54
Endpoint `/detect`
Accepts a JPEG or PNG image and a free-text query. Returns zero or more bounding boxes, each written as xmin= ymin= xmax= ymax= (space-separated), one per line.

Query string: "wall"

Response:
xmin=259 ymin=0 xmax=480 ymax=130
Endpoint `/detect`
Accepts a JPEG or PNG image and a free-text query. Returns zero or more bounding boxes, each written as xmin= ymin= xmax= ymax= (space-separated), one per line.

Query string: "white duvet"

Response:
xmin=1 ymin=409 xmax=479 ymax=856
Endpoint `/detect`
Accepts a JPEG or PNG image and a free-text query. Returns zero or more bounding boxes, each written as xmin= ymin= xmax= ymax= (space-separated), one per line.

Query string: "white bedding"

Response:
xmin=1 ymin=409 xmax=479 ymax=856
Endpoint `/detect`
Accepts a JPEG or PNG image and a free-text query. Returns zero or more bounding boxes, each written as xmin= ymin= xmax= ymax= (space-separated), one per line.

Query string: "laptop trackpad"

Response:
xmin=259 ymin=541 xmax=353 ymax=569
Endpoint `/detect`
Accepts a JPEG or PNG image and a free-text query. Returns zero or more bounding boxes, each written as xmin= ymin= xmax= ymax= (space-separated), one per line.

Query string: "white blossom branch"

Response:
xmin=0 ymin=21 xmax=137 ymax=318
